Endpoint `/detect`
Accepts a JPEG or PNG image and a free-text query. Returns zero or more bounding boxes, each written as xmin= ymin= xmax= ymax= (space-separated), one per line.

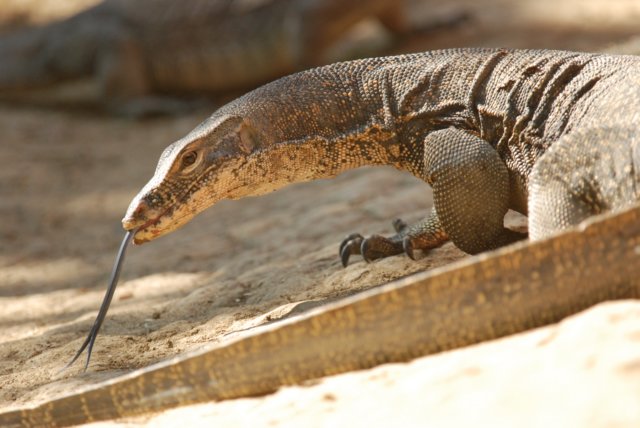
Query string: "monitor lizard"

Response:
xmin=0 ymin=0 xmax=462 ymax=114
xmin=2 ymin=48 xmax=639 ymax=426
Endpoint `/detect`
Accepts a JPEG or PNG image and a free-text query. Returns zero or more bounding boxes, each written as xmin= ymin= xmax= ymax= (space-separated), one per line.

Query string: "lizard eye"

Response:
xmin=181 ymin=151 xmax=198 ymax=168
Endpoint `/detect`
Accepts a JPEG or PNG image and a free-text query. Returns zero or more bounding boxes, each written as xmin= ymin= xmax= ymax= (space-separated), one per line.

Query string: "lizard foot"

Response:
xmin=339 ymin=218 xmax=428 ymax=267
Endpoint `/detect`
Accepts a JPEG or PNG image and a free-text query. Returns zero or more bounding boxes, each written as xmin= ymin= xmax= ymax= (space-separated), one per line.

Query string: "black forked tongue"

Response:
xmin=61 ymin=229 xmax=135 ymax=372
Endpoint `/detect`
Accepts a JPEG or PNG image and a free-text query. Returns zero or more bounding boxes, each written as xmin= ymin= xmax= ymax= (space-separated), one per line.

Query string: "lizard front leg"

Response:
xmin=340 ymin=127 xmax=526 ymax=266
xmin=426 ymin=128 xmax=526 ymax=254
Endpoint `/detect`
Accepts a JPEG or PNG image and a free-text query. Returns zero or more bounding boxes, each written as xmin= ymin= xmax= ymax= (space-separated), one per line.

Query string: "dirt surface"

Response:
xmin=1 ymin=0 xmax=640 ymax=424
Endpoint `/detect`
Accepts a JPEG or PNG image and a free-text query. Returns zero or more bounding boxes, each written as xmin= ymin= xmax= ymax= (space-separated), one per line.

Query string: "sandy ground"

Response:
xmin=1 ymin=0 xmax=640 ymax=426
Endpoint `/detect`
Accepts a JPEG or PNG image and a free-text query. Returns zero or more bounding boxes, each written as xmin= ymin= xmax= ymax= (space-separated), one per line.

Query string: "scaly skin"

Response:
xmin=1 ymin=204 xmax=639 ymax=427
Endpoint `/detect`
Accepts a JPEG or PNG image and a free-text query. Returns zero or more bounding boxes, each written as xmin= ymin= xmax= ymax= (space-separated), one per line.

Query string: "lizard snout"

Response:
xmin=121 ymin=199 xmax=151 ymax=231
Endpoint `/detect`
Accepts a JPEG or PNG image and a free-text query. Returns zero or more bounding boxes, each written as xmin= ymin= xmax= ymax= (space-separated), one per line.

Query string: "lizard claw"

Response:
xmin=339 ymin=214 xmax=448 ymax=266
xmin=360 ymin=238 xmax=373 ymax=263
xmin=339 ymin=233 xmax=364 ymax=267
xmin=339 ymin=233 xmax=363 ymax=257
xmin=392 ymin=218 xmax=408 ymax=233
xmin=339 ymin=216 xmax=428 ymax=266
xmin=402 ymin=237 xmax=416 ymax=260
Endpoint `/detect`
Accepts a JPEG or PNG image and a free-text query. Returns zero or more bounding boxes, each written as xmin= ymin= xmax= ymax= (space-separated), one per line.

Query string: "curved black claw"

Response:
xmin=392 ymin=218 xmax=408 ymax=233
xmin=360 ymin=238 xmax=374 ymax=263
xmin=402 ymin=237 xmax=416 ymax=260
xmin=340 ymin=233 xmax=364 ymax=267
xmin=340 ymin=217 xmax=417 ymax=267
xmin=339 ymin=233 xmax=363 ymax=257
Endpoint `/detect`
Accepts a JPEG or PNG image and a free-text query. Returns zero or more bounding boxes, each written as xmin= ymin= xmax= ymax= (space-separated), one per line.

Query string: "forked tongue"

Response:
xmin=61 ymin=229 xmax=135 ymax=372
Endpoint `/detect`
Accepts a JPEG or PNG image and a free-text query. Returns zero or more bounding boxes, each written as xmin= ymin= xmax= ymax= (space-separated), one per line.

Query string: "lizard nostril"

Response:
xmin=122 ymin=199 xmax=151 ymax=230
xmin=133 ymin=201 xmax=148 ymax=217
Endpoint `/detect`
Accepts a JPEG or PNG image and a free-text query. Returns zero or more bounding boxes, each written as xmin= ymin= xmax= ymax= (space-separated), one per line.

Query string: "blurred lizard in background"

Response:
xmin=0 ymin=0 xmax=467 ymax=115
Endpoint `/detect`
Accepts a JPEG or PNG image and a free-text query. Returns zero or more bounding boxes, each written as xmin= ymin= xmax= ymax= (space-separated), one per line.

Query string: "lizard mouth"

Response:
xmin=127 ymin=188 xmax=209 ymax=245
xmin=124 ymin=175 xmax=206 ymax=244
xmin=124 ymin=167 xmax=222 ymax=244
xmin=126 ymin=202 xmax=181 ymax=245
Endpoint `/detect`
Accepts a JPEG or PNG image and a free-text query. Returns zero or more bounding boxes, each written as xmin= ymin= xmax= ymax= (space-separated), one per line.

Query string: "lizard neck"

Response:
xmin=219 ymin=122 xmax=404 ymax=201
xmin=216 ymin=54 xmax=473 ymax=198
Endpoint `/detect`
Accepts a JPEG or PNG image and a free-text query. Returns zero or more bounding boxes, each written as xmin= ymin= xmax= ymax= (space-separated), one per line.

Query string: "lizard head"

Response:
xmin=122 ymin=114 xmax=266 ymax=244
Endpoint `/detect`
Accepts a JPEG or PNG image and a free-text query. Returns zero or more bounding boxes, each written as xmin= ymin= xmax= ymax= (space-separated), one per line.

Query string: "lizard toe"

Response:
xmin=339 ymin=233 xmax=363 ymax=257
xmin=360 ymin=234 xmax=403 ymax=263
xmin=339 ymin=233 xmax=364 ymax=267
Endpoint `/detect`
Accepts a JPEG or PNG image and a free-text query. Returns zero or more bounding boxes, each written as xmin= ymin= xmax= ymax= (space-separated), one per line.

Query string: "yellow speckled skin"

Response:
xmin=2 ymin=205 xmax=639 ymax=427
